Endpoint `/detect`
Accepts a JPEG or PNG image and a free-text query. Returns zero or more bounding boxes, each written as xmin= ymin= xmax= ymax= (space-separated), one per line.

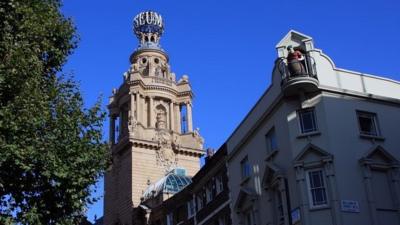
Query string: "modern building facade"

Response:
xmin=226 ymin=30 xmax=400 ymax=225
xmin=104 ymin=11 xmax=204 ymax=225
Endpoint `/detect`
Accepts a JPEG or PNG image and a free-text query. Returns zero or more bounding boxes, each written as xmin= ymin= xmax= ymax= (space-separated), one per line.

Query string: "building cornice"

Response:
xmin=127 ymin=80 xmax=193 ymax=98
xmin=111 ymin=136 xmax=203 ymax=158
xmin=319 ymin=85 xmax=400 ymax=106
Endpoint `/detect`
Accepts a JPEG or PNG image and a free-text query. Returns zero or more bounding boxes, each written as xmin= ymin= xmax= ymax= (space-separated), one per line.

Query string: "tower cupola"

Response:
xmin=133 ymin=11 xmax=164 ymax=51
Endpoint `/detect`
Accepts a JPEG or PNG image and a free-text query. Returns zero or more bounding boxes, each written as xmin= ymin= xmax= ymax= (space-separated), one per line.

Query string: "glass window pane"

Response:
xmin=270 ymin=134 xmax=277 ymax=150
xmin=302 ymin=112 xmax=313 ymax=132
xmin=311 ymin=172 xmax=322 ymax=187
xmin=314 ymin=189 xmax=325 ymax=203
xmin=241 ymin=157 xmax=251 ymax=179
xmin=299 ymin=109 xmax=317 ymax=133
xmin=308 ymin=170 xmax=327 ymax=206
xmin=266 ymin=128 xmax=278 ymax=154
xmin=358 ymin=113 xmax=377 ymax=136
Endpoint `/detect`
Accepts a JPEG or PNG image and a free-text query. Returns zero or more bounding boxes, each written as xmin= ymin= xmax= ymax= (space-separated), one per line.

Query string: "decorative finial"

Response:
xmin=133 ymin=11 xmax=164 ymax=50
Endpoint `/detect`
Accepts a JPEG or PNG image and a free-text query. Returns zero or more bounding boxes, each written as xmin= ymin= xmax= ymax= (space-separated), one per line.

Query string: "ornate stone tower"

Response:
xmin=104 ymin=11 xmax=204 ymax=225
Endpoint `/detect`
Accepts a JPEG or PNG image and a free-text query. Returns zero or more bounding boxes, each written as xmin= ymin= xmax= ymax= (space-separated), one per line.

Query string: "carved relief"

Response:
xmin=155 ymin=105 xmax=167 ymax=129
xmin=131 ymin=62 xmax=139 ymax=72
xmin=154 ymin=129 xmax=178 ymax=173
xmin=193 ymin=127 xmax=204 ymax=148
xmin=128 ymin=115 xmax=138 ymax=135
xmin=153 ymin=103 xmax=177 ymax=172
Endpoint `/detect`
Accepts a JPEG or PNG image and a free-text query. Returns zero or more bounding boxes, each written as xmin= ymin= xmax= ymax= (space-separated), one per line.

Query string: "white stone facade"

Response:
xmin=227 ymin=30 xmax=400 ymax=225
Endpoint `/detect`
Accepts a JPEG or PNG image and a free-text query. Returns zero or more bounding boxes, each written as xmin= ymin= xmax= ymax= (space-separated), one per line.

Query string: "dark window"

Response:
xmin=241 ymin=156 xmax=251 ymax=180
xmin=180 ymin=104 xmax=187 ymax=133
xmin=166 ymin=213 xmax=173 ymax=225
xmin=216 ymin=174 xmax=224 ymax=194
xmin=298 ymin=108 xmax=317 ymax=133
xmin=196 ymin=193 xmax=203 ymax=211
xmin=187 ymin=199 xmax=195 ymax=217
xmin=357 ymin=111 xmax=380 ymax=136
xmin=307 ymin=170 xmax=328 ymax=207
xmin=206 ymin=181 xmax=213 ymax=203
xmin=265 ymin=128 xmax=278 ymax=154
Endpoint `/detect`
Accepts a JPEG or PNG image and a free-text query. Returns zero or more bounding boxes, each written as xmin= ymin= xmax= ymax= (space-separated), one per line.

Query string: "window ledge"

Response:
xmin=359 ymin=134 xmax=385 ymax=141
xmin=297 ymin=131 xmax=321 ymax=139
xmin=309 ymin=205 xmax=330 ymax=211
xmin=240 ymin=176 xmax=250 ymax=186
xmin=265 ymin=149 xmax=278 ymax=161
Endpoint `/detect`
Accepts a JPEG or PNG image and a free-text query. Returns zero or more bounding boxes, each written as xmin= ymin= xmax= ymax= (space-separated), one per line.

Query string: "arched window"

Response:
xmin=180 ymin=104 xmax=187 ymax=133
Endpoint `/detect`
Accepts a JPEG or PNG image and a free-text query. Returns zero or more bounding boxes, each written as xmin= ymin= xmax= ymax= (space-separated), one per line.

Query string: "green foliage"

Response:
xmin=0 ymin=0 xmax=109 ymax=224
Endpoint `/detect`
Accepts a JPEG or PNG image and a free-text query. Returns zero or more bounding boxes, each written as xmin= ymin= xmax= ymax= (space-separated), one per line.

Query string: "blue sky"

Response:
xmin=61 ymin=0 xmax=400 ymax=222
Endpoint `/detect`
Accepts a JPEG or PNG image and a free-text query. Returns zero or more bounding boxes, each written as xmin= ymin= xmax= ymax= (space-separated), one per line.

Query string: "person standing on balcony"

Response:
xmin=286 ymin=45 xmax=306 ymax=76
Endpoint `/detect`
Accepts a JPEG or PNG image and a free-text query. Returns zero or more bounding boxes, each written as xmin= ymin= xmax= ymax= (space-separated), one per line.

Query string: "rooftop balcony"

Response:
xmin=278 ymin=54 xmax=319 ymax=96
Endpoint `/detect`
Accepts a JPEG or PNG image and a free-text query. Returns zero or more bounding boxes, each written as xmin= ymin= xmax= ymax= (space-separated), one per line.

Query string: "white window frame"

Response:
xmin=306 ymin=169 xmax=328 ymax=208
xmin=298 ymin=108 xmax=318 ymax=134
xmin=356 ymin=111 xmax=380 ymax=136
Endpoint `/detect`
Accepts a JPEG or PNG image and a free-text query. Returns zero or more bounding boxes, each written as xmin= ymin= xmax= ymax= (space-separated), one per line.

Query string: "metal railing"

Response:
xmin=278 ymin=54 xmax=317 ymax=84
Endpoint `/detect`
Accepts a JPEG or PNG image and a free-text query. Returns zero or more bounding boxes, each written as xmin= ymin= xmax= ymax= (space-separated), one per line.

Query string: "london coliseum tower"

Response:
xmin=104 ymin=11 xmax=204 ymax=225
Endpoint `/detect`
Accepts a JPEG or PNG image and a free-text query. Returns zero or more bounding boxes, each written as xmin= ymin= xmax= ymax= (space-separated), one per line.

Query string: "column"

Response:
xmin=325 ymin=161 xmax=343 ymax=225
xmin=169 ymin=101 xmax=175 ymax=131
xmin=278 ymin=179 xmax=290 ymax=225
xmin=135 ymin=93 xmax=141 ymax=124
xmin=390 ymin=169 xmax=400 ymax=214
xmin=141 ymin=95 xmax=146 ymax=126
xmin=295 ymin=166 xmax=311 ymax=225
xmin=130 ymin=92 xmax=135 ymax=123
xmin=109 ymin=115 xmax=115 ymax=145
xmin=362 ymin=165 xmax=378 ymax=225
xmin=175 ymin=103 xmax=181 ymax=133
xmin=186 ymin=102 xmax=193 ymax=132
xmin=149 ymin=96 xmax=154 ymax=127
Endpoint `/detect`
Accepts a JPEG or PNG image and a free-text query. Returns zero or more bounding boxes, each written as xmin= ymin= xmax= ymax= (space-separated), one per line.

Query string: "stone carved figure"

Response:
xmin=155 ymin=105 xmax=167 ymax=129
xmin=128 ymin=115 xmax=138 ymax=134
xmin=154 ymin=104 xmax=177 ymax=172
xmin=154 ymin=129 xmax=178 ymax=173
xmin=155 ymin=66 xmax=162 ymax=77
xmin=193 ymin=127 xmax=204 ymax=147
xmin=131 ymin=62 xmax=139 ymax=72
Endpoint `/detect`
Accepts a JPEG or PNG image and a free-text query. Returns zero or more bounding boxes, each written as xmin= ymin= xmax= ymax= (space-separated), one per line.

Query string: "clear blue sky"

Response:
xmin=61 ymin=0 xmax=399 ymax=222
